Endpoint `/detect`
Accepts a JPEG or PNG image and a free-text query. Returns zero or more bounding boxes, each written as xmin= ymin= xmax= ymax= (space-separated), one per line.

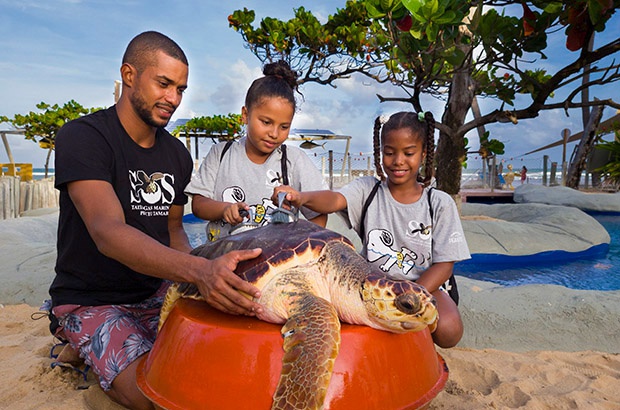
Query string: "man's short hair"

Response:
xmin=122 ymin=31 xmax=188 ymax=72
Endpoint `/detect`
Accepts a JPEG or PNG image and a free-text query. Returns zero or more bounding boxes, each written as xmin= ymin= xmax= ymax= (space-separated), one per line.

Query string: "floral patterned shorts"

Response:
xmin=52 ymin=281 xmax=170 ymax=390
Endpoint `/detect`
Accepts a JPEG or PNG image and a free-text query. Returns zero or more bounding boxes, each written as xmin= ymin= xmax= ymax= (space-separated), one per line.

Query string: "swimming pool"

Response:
xmin=454 ymin=213 xmax=620 ymax=291
xmin=183 ymin=213 xmax=620 ymax=291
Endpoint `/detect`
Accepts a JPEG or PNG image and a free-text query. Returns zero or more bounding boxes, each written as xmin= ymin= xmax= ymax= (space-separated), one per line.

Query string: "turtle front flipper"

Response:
xmin=272 ymin=294 xmax=341 ymax=410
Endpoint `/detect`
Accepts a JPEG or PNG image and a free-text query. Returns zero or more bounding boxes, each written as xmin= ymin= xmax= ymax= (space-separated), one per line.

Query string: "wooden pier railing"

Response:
xmin=0 ymin=176 xmax=58 ymax=219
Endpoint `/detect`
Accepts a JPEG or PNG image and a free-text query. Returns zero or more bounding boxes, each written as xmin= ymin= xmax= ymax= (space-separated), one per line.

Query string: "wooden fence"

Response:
xmin=0 ymin=176 xmax=58 ymax=219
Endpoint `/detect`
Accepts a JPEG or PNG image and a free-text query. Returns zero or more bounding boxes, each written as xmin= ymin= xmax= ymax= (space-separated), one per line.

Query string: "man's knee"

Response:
xmin=106 ymin=355 xmax=154 ymax=410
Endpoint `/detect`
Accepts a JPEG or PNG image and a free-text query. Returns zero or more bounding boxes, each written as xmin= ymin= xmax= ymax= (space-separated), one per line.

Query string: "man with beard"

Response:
xmin=48 ymin=31 xmax=263 ymax=409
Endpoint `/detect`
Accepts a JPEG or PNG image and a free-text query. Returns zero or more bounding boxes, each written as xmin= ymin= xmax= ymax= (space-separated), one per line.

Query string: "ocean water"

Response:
xmin=35 ymin=167 xmax=570 ymax=186
xmin=33 ymin=167 xmax=54 ymax=180
xmin=461 ymin=167 xmax=576 ymax=187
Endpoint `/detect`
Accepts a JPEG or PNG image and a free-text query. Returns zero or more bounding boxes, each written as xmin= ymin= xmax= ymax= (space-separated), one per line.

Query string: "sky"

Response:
xmin=1 ymin=0 xmax=618 ymax=173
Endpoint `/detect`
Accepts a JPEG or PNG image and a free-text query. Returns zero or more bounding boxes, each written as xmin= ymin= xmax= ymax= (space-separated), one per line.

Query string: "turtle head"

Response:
xmin=361 ymin=274 xmax=438 ymax=334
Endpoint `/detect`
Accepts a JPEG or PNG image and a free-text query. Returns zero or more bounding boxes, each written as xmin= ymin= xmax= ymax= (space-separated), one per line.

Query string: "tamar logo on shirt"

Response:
xmin=129 ymin=170 xmax=176 ymax=216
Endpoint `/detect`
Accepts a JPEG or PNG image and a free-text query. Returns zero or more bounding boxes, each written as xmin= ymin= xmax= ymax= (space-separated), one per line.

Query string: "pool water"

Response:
xmin=183 ymin=214 xmax=620 ymax=291
xmin=454 ymin=213 xmax=620 ymax=291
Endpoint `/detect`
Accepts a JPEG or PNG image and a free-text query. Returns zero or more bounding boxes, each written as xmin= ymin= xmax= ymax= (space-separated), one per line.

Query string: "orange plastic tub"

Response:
xmin=137 ymin=298 xmax=448 ymax=410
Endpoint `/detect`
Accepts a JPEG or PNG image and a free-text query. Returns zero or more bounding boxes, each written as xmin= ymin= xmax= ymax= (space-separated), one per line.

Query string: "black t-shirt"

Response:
xmin=50 ymin=106 xmax=193 ymax=306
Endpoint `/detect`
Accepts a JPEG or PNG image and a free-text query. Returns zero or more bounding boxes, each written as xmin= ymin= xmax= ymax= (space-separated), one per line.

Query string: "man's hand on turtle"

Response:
xmin=196 ymin=248 xmax=263 ymax=316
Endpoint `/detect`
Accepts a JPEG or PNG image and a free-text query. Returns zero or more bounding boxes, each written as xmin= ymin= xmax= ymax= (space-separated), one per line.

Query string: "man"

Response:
xmin=49 ymin=31 xmax=263 ymax=410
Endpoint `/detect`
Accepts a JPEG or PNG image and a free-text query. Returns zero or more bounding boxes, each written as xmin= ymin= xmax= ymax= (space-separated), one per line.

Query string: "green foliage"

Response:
xmin=0 ymin=100 xmax=101 ymax=176
xmin=227 ymin=1 xmax=615 ymax=108
xmin=0 ymin=100 xmax=100 ymax=149
xmin=173 ymin=114 xmax=243 ymax=139
xmin=595 ymin=138 xmax=620 ymax=185
xmin=228 ymin=1 xmax=619 ymax=193
xmin=478 ymin=131 xmax=505 ymax=158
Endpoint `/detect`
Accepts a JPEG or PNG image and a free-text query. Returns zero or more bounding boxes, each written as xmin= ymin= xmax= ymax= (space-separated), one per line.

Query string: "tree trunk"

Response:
xmin=565 ymin=104 xmax=604 ymax=189
xmin=436 ymin=68 xmax=474 ymax=195
xmin=44 ymin=148 xmax=52 ymax=179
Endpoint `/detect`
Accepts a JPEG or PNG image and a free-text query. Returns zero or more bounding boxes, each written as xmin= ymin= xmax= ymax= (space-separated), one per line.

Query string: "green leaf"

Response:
xmin=426 ymin=23 xmax=438 ymax=42
xmin=380 ymin=0 xmax=395 ymax=13
xmin=543 ymin=2 xmax=563 ymax=14
xmin=444 ymin=47 xmax=465 ymax=66
xmin=409 ymin=28 xmax=424 ymax=39
xmin=434 ymin=10 xmax=457 ymax=24
xmin=401 ymin=0 xmax=422 ymax=14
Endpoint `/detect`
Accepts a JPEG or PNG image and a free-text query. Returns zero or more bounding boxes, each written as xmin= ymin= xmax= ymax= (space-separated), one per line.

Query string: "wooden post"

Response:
xmin=328 ymin=150 xmax=334 ymax=190
xmin=490 ymin=156 xmax=496 ymax=192
xmin=550 ymin=162 xmax=558 ymax=186
xmin=561 ymin=128 xmax=570 ymax=185
xmin=347 ymin=154 xmax=351 ymax=183
xmin=1 ymin=132 xmax=15 ymax=164
xmin=114 ymin=80 xmax=121 ymax=103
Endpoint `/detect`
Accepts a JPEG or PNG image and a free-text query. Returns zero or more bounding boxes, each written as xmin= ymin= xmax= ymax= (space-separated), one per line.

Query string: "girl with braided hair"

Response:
xmin=272 ymin=111 xmax=470 ymax=348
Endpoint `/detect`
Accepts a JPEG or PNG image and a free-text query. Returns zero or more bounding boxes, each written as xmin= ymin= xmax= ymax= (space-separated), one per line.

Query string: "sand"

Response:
xmin=1 ymin=211 xmax=620 ymax=409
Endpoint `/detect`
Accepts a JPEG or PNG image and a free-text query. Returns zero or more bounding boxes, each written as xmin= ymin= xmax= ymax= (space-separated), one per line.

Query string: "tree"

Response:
xmin=592 ymin=118 xmax=620 ymax=188
xmin=0 ymin=100 xmax=100 ymax=178
xmin=228 ymin=0 xmax=620 ymax=195
xmin=596 ymin=139 xmax=620 ymax=188
xmin=172 ymin=113 xmax=243 ymax=160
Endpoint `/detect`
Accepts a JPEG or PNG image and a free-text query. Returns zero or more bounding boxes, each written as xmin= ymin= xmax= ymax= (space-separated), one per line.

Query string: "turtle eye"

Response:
xmin=395 ymin=294 xmax=421 ymax=314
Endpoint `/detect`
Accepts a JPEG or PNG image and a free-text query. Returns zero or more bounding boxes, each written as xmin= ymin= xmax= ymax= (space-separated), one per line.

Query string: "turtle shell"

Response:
xmin=190 ymin=219 xmax=353 ymax=284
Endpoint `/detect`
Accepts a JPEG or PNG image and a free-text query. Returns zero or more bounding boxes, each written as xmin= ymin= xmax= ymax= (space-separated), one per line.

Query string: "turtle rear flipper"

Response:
xmin=158 ymin=283 xmax=201 ymax=332
xmin=272 ymin=294 xmax=340 ymax=410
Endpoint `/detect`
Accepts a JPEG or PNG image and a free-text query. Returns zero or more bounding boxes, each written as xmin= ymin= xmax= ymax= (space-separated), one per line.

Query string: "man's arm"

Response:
xmin=168 ymin=204 xmax=192 ymax=253
xmin=68 ymin=179 xmax=263 ymax=316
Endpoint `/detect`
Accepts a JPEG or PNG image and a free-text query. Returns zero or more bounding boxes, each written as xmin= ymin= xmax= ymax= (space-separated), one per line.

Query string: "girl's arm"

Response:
xmin=273 ymin=187 xmax=348 ymax=214
xmin=308 ymin=213 xmax=328 ymax=227
xmin=192 ymin=194 xmax=249 ymax=225
xmin=415 ymin=261 xmax=454 ymax=293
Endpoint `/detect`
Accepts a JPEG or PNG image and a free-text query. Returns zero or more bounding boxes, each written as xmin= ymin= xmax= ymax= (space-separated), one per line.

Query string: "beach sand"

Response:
xmin=1 ymin=211 xmax=619 ymax=409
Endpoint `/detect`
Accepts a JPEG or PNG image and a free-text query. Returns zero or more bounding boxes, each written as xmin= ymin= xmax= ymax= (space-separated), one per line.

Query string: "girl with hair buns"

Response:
xmin=272 ymin=111 xmax=470 ymax=348
xmin=186 ymin=60 xmax=327 ymax=241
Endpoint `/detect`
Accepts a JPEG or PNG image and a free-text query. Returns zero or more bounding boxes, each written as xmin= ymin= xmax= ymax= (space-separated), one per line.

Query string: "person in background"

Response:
xmin=272 ymin=111 xmax=470 ymax=348
xmin=521 ymin=165 xmax=528 ymax=184
xmin=185 ymin=60 xmax=327 ymax=241
xmin=49 ymin=31 xmax=263 ymax=410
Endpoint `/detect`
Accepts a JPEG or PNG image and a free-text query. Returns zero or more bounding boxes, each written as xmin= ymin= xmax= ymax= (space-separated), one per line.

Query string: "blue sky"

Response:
xmin=1 ymin=0 xmax=618 ymax=173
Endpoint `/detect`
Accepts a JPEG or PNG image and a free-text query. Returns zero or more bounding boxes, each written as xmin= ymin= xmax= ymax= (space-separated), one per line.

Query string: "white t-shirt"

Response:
xmin=338 ymin=176 xmax=471 ymax=281
xmin=185 ymin=138 xmax=327 ymax=240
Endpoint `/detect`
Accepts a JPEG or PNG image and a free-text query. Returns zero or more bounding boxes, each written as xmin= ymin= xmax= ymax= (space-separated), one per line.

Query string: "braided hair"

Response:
xmin=245 ymin=60 xmax=301 ymax=112
xmin=372 ymin=111 xmax=436 ymax=186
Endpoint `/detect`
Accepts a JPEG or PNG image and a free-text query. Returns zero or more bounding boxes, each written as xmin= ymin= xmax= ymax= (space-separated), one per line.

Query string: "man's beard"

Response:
xmin=130 ymin=91 xmax=174 ymax=128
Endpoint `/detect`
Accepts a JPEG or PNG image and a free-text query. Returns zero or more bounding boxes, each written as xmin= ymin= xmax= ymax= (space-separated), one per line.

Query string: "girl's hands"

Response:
xmin=272 ymin=186 xmax=303 ymax=209
xmin=222 ymin=202 xmax=250 ymax=225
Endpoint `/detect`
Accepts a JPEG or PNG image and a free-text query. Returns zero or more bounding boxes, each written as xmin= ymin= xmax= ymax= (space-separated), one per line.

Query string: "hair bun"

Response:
xmin=263 ymin=60 xmax=299 ymax=90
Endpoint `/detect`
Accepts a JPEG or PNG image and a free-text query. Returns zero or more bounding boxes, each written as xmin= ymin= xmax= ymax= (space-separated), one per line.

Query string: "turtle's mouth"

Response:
xmin=400 ymin=321 xmax=427 ymax=332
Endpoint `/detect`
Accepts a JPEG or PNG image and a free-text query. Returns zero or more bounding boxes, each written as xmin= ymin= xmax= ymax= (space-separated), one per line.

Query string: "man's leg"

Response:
xmin=52 ymin=304 xmax=157 ymax=409
xmin=105 ymin=354 xmax=153 ymax=410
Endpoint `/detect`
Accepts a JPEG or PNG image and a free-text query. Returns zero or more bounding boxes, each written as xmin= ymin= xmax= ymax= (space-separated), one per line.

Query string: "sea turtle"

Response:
xmin=158 ymin=219 xmax=438 ymax=410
